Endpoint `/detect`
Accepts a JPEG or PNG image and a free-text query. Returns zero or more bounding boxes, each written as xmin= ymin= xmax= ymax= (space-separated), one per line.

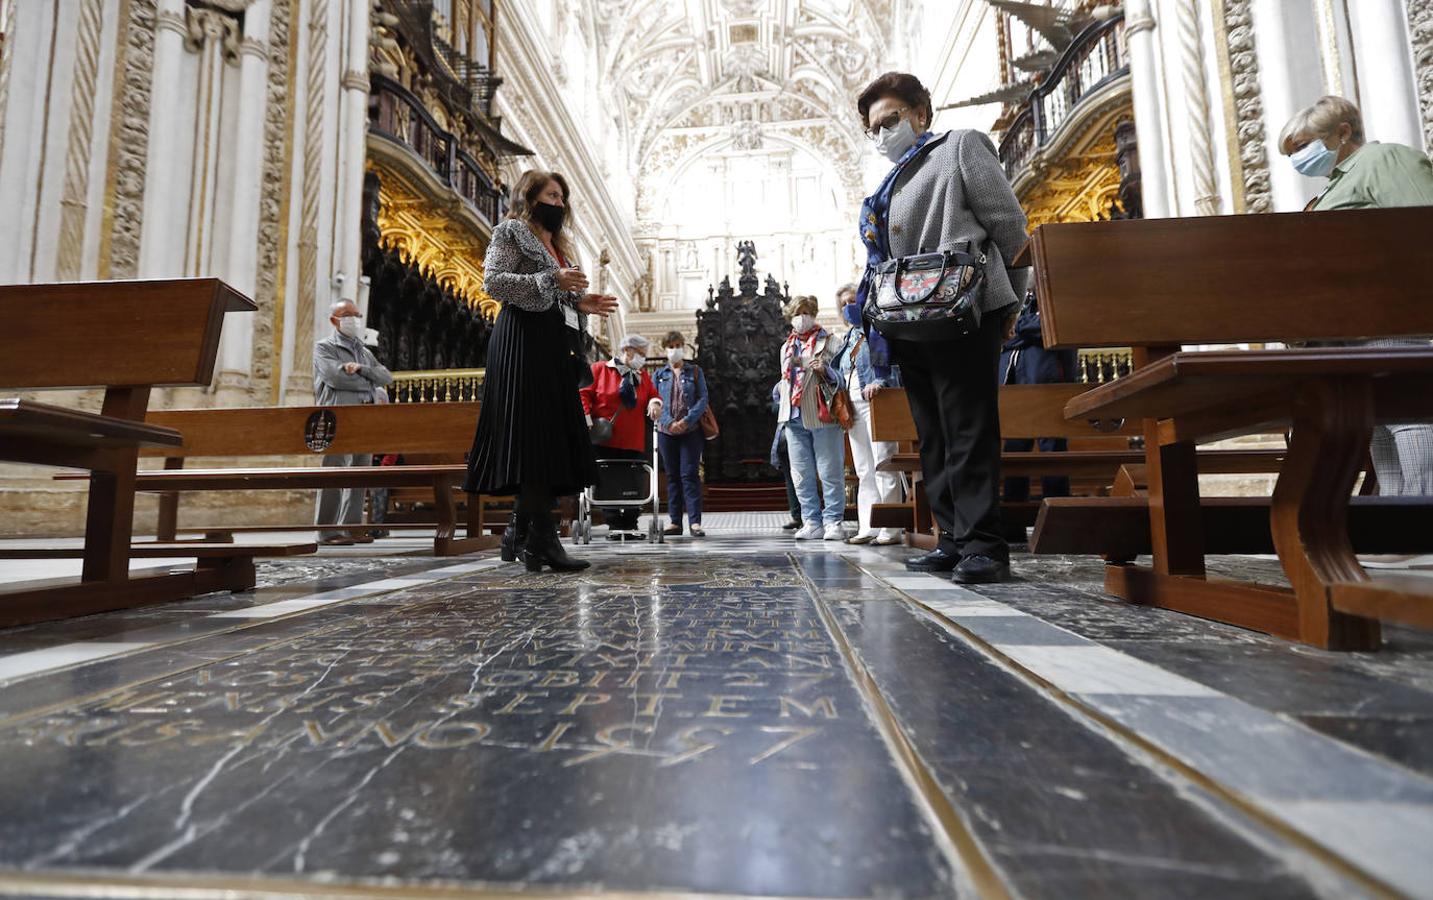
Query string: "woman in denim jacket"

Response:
xmin=652 ymin=331 xmax=710 ymax=537
xmin=831 ymin=284 xmax=903 ymax=545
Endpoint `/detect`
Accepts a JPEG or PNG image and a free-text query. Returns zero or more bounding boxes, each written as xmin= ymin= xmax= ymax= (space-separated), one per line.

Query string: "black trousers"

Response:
xmin=892 ymin=311 xmax=1008 ymax=561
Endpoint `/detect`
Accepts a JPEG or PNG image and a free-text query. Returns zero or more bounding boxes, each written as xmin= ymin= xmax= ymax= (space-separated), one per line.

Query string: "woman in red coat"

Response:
xmin=579 ymin=333 xmax=663 ymax=533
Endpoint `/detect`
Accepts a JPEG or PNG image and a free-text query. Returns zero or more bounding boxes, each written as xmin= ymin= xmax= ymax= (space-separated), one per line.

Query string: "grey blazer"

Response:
xmin=887 ymin=129 xmax=1031 ymax=316
xmin=312 ymin=332 xmax=394 ymax=407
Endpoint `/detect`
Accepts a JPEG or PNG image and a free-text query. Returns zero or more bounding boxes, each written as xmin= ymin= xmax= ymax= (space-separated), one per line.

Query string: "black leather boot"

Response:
xmin=521 ymin=514 xmax=590 ymax=573
xmin=500 ymin=511 xmax=526 ymax=563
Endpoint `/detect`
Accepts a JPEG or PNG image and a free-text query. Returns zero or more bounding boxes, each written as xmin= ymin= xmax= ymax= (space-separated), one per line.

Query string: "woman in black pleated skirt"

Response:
xmin=463 ymin=171 xmax=618 ymax=571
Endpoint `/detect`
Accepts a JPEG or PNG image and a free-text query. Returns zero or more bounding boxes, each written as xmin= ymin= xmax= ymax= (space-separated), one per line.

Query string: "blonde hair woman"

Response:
xmin=1279 ymin=97 xmax=1433 ymax=495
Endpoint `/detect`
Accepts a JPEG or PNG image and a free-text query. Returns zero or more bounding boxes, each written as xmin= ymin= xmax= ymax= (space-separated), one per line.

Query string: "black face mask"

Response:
xmin=532 ymin=202 xmax=566 ymax=233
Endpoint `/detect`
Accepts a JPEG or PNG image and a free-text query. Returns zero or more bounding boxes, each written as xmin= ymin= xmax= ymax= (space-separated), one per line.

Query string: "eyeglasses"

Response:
xmin=865 ymin=107 xmax=910 ymax=139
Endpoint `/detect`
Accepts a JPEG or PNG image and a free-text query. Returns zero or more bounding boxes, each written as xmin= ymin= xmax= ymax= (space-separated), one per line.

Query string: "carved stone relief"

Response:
xmin=253 ymin=0 xmax=293 ymax=395
xmin=104 ymin=0 xmax=158 ymax=279
xmin=1410 ymin=0 xmax=1433 ymax=151
xmin=1220 ymin=0 xmax=1272 ymax=213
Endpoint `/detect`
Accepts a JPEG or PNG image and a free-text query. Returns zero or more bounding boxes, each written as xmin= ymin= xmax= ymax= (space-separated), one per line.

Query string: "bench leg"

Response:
xmin=432 ymin=477 xmax=499 ymax=556
xmin=82 ymin=452 xmax=139 ymax=583
xmin=1145 ymin=430 xmax=1205 ymax=576
xmin=1270 ymin=378 xmax=1381 ymax=650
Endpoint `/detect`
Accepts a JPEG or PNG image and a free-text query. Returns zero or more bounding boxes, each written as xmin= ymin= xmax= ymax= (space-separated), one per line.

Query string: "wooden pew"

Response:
xmin=0 ymin=279 xmax=312 ymax=627
xmin=869 ymin=384 xmax=1157 ymax=546
xmin=77 ymin=403 xmax=497 ymax=556
xmin=1025 ymin=208 xmax=1433 ymax=649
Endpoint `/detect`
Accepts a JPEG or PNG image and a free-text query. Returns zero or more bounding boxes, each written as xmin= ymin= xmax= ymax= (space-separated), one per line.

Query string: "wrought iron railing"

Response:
xmin=369 ymin=74 xmax=504 ymax=227
xmin=999 ymin=15 xmax=1129 ymax=180
xmin=388 ymin=368 xmax=485 ymax=403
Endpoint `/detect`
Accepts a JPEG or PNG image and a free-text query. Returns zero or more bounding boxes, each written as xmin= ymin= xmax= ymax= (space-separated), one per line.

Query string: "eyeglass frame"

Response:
xmin=864 ymin=105 xmax=918 ymax=140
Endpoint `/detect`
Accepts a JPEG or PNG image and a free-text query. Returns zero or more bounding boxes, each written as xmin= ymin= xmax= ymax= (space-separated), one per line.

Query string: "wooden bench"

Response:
xmin=1024 ymin=208 xmax=1433 ymax=649
xmin=869 ymin=383 xmax=1189 ymax=545
xmin=0 ymin=279 xmax=310 ymax=627
xmin=57 ymin=403 xmax=499 ymax=557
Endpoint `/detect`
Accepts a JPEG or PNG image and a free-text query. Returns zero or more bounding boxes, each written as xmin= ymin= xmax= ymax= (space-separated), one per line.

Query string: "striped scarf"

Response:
xmin=782 ymin=328 xmax=823 ymax=410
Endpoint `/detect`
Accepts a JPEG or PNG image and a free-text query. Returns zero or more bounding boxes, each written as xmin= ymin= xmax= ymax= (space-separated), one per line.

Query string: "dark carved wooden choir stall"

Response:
xmin=359 ymin=172 xmax=492 ymax=373
xmin=694 ymin=241 xmax=791 ymax=494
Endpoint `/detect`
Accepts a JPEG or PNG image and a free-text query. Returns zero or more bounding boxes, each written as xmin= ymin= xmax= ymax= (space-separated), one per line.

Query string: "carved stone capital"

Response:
xmin=342 ymin=70 xmax=371 ymax=92
xmin=156 ymin=9 xmax=188 ymax=38
xmin=240 ymin=36 xmax=268 ymax=62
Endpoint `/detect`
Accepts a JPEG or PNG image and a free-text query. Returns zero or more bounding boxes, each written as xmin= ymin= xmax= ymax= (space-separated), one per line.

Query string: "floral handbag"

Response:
xmin=866 ymin=241 xmax=986 ymax=342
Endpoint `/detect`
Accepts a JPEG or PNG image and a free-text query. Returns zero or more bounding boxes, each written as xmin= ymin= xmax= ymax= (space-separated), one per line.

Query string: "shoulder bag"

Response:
xmin=688 ymin=364 xmax=720 ymax=441
xmin=865 ymin=241 xmax=986 ymax=343
xmin=814 ymin=333 xmax=856 ymax=431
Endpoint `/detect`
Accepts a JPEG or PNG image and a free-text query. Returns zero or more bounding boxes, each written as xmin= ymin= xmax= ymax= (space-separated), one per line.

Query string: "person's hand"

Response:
xmin=809 ymin=359 xmax=826 ymax=376
xmin=671 ymin=419 xmax=689 ymax=434
xmin=647 ymin=399 xmax=663 ymax=420
xmin=1004 ymin=313 xmax=1018 ymax=342
xmin=555 ymin=268 xmax=588 ymax=292
xmin=862 ymin=383 xmax=882 ymax=401
xmin=342 ymin=362 xmax=362 ymax=375
xmin=578 ymin=293 xmax=618 ymax=316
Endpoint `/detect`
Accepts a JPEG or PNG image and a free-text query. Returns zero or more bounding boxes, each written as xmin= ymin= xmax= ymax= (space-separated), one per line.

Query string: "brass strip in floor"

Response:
xmin=868 ymin=569 xmax=1406 ymax=900
xmin=794 ymin=556 xmax=1014 ymax=900
xmin=0 ymin=867 xmax=815 ymax=900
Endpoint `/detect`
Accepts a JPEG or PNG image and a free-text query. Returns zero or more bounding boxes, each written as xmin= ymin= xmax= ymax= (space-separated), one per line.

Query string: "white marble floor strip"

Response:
xmin=0 ymin=642 xmax=156 ymax=683
xmin=869 ymin=568 xmax=1433 ymax=898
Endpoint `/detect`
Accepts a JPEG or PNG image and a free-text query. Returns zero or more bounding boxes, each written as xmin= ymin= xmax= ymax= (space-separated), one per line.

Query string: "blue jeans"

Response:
xmin=658 ymin=429 xmax=704 ymax=525
xmin=784 ymin=418 xmax=845 ymax=527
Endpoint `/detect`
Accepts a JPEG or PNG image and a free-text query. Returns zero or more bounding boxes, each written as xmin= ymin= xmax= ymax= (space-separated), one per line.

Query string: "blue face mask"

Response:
xmin=1291 ymin=138 xmax=1338 ymax=178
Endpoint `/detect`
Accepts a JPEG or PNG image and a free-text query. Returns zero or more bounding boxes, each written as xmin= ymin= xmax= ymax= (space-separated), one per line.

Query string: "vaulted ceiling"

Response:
xmin=582 ymin=0 xmax=895 ymax=223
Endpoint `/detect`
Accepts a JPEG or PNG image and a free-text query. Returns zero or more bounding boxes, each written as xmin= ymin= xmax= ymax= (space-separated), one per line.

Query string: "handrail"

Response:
xmin=368 ymin=73 xmax=504 ymax=227
xmin=998 ymin=15 xmax=1129 ymax=180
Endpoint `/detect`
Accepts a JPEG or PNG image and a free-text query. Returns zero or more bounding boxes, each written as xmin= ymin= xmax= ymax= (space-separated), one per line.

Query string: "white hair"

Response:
xmin=618 ymin=333 xmax=650 ymax=353
xmin=1279 ymin=95 xmax=1365 ymax=155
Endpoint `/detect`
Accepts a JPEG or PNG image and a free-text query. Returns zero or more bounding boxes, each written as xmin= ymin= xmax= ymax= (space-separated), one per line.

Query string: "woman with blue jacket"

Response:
xmin=832 ymin=284 xmax=902 ymax=545
xmin=653 ymin=331 xmax=710 ymax=537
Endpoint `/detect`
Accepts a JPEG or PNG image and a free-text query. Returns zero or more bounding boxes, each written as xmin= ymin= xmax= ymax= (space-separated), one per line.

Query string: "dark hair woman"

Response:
xmin=463 ymin=170 xmax=618 ymax=572
xmin=854 ymin=71 xmax=1030 ymax=583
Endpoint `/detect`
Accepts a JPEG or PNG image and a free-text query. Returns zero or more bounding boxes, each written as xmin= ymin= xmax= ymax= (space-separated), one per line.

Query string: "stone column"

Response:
xmin=216 ymin=1 xmax=272 ymax=390
xmin=1251 ymin=0 xmax=1327 ymax=211
xmin=1126 ymin=0 xmax=1171 ymax=218
xmin=333 ymin=0 xmax=371 ymax=303
xmin=137 ymin=0 xmax=188 ymax=277
xmin=1349 ymin=0 xmax=1423 ymax=148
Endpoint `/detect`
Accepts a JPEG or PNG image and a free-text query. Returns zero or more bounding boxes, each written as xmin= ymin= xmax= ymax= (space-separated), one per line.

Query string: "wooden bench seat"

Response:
xmin=1024 ymin=206 xmax=1433 ymax=648
xmin=0 ymin=399 xmax=182 ymax=459
xmin=0 ymin=542 xmax=317 ymax=560
xmin=121 ymin=402 xmax=497 ymax=556
xmin=0 ymin=278 xmax=294 ymax=628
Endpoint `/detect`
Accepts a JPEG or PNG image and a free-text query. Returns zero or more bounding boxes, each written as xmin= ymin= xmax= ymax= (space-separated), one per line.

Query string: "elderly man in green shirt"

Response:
xmin=1280 ymin=95 xmax=1433 ymax=495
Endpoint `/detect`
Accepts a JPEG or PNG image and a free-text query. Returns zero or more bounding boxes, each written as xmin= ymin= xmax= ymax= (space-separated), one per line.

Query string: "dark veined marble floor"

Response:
xmin=0 ymin=526 xmax=1430 ymax=899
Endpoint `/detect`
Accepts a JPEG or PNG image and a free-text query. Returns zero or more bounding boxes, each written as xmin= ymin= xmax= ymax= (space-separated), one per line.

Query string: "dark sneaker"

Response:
xmin=662 ymin=524 xmax=683 ymax=536
xmin=953 ymin=555 xmax=1011 ymax=584
xmin=782 ymin=520 xmax=803 ymax=531
xmin=904 ymin=548 xmax=960 ymax=572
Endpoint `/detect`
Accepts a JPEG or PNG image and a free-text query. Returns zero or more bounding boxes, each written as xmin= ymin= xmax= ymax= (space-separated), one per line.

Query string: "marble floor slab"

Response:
xmin=0 ymin=527 xmax=1429 ymax=899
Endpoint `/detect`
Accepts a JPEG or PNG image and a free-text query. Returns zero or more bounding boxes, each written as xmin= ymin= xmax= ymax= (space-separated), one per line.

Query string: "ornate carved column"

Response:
xmin=1175 ymin=0 xmax=1223 ymax=215
xmin=1214 ymin=0 xmax=1272 ymax=213
xmin=1411 ymin=0 xmax=1433 ymax=151
xmin=1125 ymin=0 xmax=1171 ymax=217
xmin=56 ymin=0 xmax=107 ymax=279
xmin=1349 ymin=0 xmax=1423 ymax=150
xmin=137 ymin=0 xmax=188 ymax=277
xmin=216 ymin=1 xmax=273 ymax=395
xmin=333 ymin=0 xmax=372 ymax=303
xmin=290 ymin=0 xmax=330 ymax=400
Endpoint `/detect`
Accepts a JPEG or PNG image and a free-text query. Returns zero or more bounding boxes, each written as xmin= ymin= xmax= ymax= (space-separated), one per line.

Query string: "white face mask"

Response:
xmin=792 ymin=314 xmax=816 ymax=334
xmin=874 ymin=116 xmax=919 ymax=163
xmin=666 ymin=347 xmax=685 ymax=364
xmin=624 ymin=352 xmax=645 ymax=369
xmin=337 ymin=316 xmax=363 ymax=339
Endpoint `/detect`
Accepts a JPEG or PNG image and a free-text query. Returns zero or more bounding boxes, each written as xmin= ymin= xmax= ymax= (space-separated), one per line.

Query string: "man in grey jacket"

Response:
xmin=313 ymin=299 xmax=394 ymax=545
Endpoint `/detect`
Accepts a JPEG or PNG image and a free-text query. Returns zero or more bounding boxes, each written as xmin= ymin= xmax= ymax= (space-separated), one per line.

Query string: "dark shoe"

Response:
xmin=521 ymin=518 xmax=590 ymax=573
xmin=368 ymin=529 xmax=390 ymax=539
xmin=689 ymin=524 xmax=705 ymax=538
xmin=319 ymin=534 xmax=355 ymax=546
xmin=953 ymin=554 xmax=1011 ymax=584
xmin=904 ymin=547 xmax=960 ymax=572
xmin=663 ymin=524 xmax=683 ymax=537
xmin=782 ymin=519 xmax=803 ymax=531
xmin=352 ymin=534 xmax=375 ymax=544
xmin=500 ymin=512 xmax=526 ymax=563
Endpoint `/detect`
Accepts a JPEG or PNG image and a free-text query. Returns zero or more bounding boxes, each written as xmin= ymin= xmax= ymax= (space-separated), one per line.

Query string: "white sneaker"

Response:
xmin=823 ymin=525 xmax=846 ymax=541
xmin=874 ymin=529 xmax=901 ymax=545
xmin=794 ymin=524 xmax=823 ymax=540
